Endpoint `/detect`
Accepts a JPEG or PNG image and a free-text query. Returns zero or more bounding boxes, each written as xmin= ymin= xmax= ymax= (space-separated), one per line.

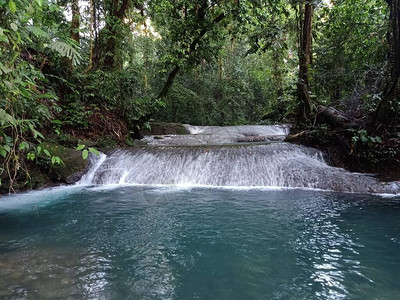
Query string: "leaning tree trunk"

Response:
xmin=372 ymin=0 xmax=400 ymax=124
xmin=156 ymin=12 xmax=225 ymax=101
xmin=297 ymin=1 xmax=313 ymax=123
xmin=132 ymin=11 xmax=226 ymax=139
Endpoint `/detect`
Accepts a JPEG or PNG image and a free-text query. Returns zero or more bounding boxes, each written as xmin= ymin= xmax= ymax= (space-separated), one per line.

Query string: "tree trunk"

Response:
xmin=85 ymin=0 xmax=94 ymax=73
xmin=158 ymin=66 xmax=181 ymax=100
xmin=94 ymin=0 xmax=129 ymax=70
xmin=103 ymin=22 xmax=118 ymax=70
xmin=297 ymin=1 xmax=313 ymax=123
xmin=70 ymin=0 xmax=80 ymax=70
xmin=70 ymin=0 xmax=80 ymax=44
xmin=372 ymin=0 xmax=400 ymax=124
xmin=156 ymin=12 xmax=225 ymax=100
xmin=316 ymin=105 xmax=359 ymax=128
xmin=218 ymin=54 xmax=223 ymax=80
xmin=132 ymin=12 xmax=226 ymax=139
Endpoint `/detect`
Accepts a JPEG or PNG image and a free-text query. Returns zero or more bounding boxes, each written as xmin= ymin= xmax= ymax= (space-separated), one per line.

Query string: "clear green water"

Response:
xmin=0 ymin=186 xmax=399 ymax=299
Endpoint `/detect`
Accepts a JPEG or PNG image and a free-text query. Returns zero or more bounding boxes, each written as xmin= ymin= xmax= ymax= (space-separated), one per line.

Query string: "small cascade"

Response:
xmin=142 ymin=124 xmax=290 ymax=146
xmin=82 ymin=142 xmax=398 ymax=193
xmin=79 ymin=153 xmax=107 ymax=185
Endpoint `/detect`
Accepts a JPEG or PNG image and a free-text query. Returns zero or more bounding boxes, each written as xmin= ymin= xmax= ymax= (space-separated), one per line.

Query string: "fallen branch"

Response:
xmin=316 ymin=105 xmax=359 ymax=128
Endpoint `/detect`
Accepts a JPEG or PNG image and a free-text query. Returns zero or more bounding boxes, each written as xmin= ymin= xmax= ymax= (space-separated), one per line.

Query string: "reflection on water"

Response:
xmin=0 ymin=247 xmax=108 ymax=299
xmin=295 ymin=205 xmax=359 ymax=299
xmin=0 ymin=187 xmax=399 ymax=299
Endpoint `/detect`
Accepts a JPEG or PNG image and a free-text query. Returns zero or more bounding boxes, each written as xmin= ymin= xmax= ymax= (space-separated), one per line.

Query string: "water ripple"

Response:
xmin=0 ymin=187 xmax=400 ymax=299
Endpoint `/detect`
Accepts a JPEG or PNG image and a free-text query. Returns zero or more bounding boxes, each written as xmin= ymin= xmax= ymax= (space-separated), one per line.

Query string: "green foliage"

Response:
xmin=62 ymin=99 xmax=91 ymax=129
xmin=350 ymin=129 xmax=387 ymax=166
xmin=156 ymin=36 xmax=297 ymax=125
xmin=313 ymin=0 xmax=388 ymax=105
xmin=159 ymin=74 xmax=260 ymax=126
xmin=47 ymin=40 xmax=82 ymax=66
xmin=9 ymin=0 xmax=17 ymax=13
xmin=97 ymin=136 xmax=118 ymax=148
xmin=0 ymin=0 xmax=67 ymax=191
xmin=86 ymin=69 xmax=162 ymax=124
xmin=351 ymin=129 xmax=382 ymax=146
xmin=76 ymin=144 xmax=99 ymax=160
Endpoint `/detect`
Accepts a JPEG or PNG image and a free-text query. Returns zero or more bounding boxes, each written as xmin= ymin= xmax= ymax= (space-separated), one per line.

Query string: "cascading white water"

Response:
xmin=79 ymin=153 xmax=107 ymax=184
xmin=142 ymin=124 xmax=290 ymax=146
xmin=81 ymin=125 xmax=399 ymax=193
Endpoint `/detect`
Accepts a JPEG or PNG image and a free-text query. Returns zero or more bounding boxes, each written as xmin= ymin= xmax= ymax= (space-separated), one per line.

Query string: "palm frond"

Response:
xmin=47 ymin=40 xmax=82 ymax=66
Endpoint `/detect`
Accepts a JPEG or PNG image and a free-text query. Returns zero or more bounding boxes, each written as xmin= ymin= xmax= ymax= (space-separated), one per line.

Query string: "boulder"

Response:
xmin=139 ymin=122 xmax=189 ymax=136
xmin=40 ymin=142 xmax=89 ymax=184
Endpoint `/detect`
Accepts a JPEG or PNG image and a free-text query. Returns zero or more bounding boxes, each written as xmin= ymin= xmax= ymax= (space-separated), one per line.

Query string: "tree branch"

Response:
xmin=158 ymin=12 xmax=226 ymax=101
xmin=132 ymin=11 xmax=226 ymax=138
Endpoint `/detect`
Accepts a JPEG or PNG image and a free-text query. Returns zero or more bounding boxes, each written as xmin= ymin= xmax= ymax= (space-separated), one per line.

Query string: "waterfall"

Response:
xmin=79 ymin=152 xmax=107 ymax=185
xmin=80 ymin=125 xmax=399 ymax=193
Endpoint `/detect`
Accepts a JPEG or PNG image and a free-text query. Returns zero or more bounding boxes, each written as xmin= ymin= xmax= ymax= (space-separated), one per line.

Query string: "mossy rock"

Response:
xmin=47 ymin=134 xmax=97 ymax=148
xmin=140 ymin=123 xmax=189 ymax=136
xmin=40 ymin=142 xmax=89 ymax=184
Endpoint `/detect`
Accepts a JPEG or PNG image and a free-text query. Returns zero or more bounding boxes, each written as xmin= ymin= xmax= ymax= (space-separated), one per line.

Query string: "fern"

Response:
xmin=28 ymin=26 xmax=49 ymax=39
xmin=47 ymin=40 xmax=82 ymax=66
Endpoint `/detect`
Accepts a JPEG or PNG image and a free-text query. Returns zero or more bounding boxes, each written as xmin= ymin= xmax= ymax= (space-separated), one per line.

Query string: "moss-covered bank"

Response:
xmin=0 ymin=143 xmax=89 ymax=195
xmin=286 ymin=127 xmax=400 ymax=181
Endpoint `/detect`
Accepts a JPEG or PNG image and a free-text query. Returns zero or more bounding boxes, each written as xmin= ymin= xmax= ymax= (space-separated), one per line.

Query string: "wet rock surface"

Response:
xmin=40 ymin=142 xmax=89 ymax=184
xmin=139 ymin=122 xmax=189 ymax=136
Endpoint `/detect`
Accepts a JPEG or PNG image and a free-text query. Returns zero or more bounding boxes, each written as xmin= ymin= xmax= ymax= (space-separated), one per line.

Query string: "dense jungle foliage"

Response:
xmin=1 ymin=0 xmax=400 ymax=191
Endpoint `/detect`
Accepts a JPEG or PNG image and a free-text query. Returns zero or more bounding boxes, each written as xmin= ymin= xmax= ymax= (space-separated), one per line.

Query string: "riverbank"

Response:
xmin=0 ymin=123 xmax=189 ymax=195
xmin=286 ymin=126 xmax=400 ymax=181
